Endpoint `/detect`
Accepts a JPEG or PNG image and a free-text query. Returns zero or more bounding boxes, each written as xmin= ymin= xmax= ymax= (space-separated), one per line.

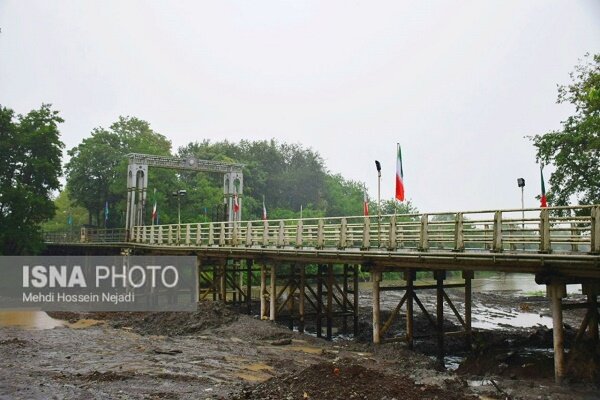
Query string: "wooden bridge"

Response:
xmin=45 ymin=204 xmax=600 ymax=384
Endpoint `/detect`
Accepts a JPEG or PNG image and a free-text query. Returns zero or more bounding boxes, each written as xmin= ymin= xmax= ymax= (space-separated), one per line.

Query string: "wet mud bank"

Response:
xmin=0 ymin=289 xmax=598 ymax=399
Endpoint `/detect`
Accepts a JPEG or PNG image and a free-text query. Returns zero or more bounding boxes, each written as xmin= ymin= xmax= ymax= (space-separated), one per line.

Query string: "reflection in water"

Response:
xmin=0 ymin=311 xmax=65 ymax=330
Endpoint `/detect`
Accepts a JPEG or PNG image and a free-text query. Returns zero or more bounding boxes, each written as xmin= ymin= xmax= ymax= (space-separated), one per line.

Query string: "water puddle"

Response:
xmin=472 ymin=307 xmax=553 ymax=330
xmin=0 ymin=311 xmax=65 ymax=330
xmin=0 ymin=311 xmax=103 ymax=330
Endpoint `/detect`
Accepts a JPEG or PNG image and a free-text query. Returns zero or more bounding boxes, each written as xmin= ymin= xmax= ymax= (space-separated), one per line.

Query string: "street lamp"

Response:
xmin=172 ymin=189 xmax=187 ymax=226
xmin=375 ymin=160 xmax=382 ymax=247
xmin=517 ymin=178 xmax=525 ymax=248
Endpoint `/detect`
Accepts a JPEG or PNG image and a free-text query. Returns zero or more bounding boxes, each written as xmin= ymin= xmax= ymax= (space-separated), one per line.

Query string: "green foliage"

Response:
xmin=42 ymin=188 xmax=88 ymax=232
xmin=65 ymin=116 xmax=173 ymax=226
xmin=0 ymin=104 xmax=64 ymax=254
xmin=531 ymin=53 xmax=600 ymax=207
xmin=66 ymin=130 xmax=420 ymax=226
xmin=178 ymin=139 xmax=362 ymax=220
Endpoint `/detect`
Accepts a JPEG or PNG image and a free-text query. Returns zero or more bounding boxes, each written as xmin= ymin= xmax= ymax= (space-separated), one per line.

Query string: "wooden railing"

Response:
xmin=122 ymin=205 xmax=600 ymax=254
xmin=44 ymin=228 xmax=127 ymax=244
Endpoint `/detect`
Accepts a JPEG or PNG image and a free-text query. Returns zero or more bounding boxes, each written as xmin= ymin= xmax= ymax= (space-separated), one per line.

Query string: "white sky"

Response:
xmin=1 ymin=1 xmax=599 ymax=213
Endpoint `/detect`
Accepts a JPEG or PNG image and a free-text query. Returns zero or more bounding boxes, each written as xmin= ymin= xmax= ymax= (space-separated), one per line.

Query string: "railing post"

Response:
xmin=158 ymin=226 xmax=163 ymax=245
xmin=277 ymin=221 xmax=285 ymax=247
xmin=388 ymin=215 xmax=397 ymax=251
xmin=454 ymin=213 xmax=464 ymax=252
xmin=232 ymin=222 xmax=239 ymax=246
xmin=492 ymin=211 xmax=503 ymax=252
xmin=208 ymin=223 xmax=214 ymax=246
xmin=540 ymin=208 xmax=551 ymax=253
xmin=168 ymin=225 xmax=173 ymax=244
xmin=317 ymin=219 xmax=325 ymax=249
xmin=570 ymin=222 xmax=578 ymax=253
xmin=592 ymin=206 xmax=600 ymax=254
xmin=246 ymin=222 xmax=253 ymax=247
xmin=339 ymin=218 xmax=348 ymax=249
xmin=219 ymin=223 xmax=226 ymax=246
xmin=80 ymin=227 xmax=87 ymax=243
xmin=362 ymin=217 xmax=370 ymax=250
xmin=186 ymin=224 xmax=191 ymax=245
xmin=150 ymin=225 xmax=155 ymax=244
xmin=196 ymin=223 xmax=202 ymax=245
xmin=295 ymin=221 xmax=303 ymax=248
xmin=262 ymin=221 xmax=269 ymax=247
xmin=419 ymin=214 xmax=429 ymax=251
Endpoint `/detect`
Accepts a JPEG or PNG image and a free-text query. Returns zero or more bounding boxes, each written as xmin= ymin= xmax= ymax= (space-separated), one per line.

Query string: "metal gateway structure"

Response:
xmin=125 ymin=153 xmax=244 ymax=237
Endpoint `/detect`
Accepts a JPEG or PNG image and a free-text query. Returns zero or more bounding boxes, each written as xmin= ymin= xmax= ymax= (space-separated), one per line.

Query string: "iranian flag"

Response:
xmin=540 ymin=166 xmax=548 ymax=208
xmin=151 ymin=188 xmax=158 ymax=223
xmin=395 ymin=144 xmax=405 ymax=201
xmin=233 ymin=193 xmax=240 ymax=213
xmin=363 ymin=190 xmax=369 ymax=216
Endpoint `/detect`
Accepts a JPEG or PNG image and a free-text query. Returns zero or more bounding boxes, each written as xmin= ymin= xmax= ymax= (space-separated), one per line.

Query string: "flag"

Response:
xmin=233 ymin=193 xmax=240 ymax=213
xmin=395 ymin=144 xmax=405 ymax=201
xmin=262 ymin=197 xmax=267 ymax=220
xmin=151 ymin=188 xmax=158 ymax=222
xmin=67 ymin=214 xmax=73 ymax=226
xmin=104 ymin=201 xmax=109 ymax=225
xmin=540 ymin=166 xmax=548 ymax=208
xmin=363 ymin=190 xmax=369 ymax=216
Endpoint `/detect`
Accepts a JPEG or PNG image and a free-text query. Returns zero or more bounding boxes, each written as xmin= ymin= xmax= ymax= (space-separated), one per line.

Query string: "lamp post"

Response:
xmin=172 ymin=189 xmax=187 ymax=224
xmin=172 ymin=189 xmax=187 ymax=243
xmin=517 ymin=178 xmax=525 ymax=249
xmin=375 ymin=160 xmax=382 ymax=247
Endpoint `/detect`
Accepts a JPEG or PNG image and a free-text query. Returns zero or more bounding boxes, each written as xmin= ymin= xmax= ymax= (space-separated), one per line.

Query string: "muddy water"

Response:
xmin=0 ymin=311 xmax=65 ymax=329
xmin=0 ymin=311 xmax=102 ymax=330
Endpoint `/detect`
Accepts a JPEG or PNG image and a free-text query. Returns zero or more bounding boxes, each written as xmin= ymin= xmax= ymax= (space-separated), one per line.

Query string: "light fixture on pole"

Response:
xmin=375 ymin=160 xmax=382 ymax=247
xmin=172 ymin=189 xmax=187 ymax=226
xmin=517 ymin=178 xmax=525 ymax=247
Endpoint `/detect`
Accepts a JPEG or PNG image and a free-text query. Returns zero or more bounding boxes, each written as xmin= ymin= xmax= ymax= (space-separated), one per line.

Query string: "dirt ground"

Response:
xmin=1 ymin=290 xmax=599 ymax=400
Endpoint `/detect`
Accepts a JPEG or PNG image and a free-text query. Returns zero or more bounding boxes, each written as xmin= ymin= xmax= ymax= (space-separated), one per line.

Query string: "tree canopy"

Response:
xmin=0 ymin=104 xmax=64 ymax=254
xmin=531 ymin=53 xmax=600 ymax=206
xmin=63 ymin=127 xmax=405 ymax=229
xmin=65 ymin=116 xmax=173 ymax=226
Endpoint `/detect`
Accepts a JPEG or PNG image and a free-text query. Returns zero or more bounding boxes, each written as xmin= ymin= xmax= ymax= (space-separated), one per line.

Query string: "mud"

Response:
xmin=1 ymin=288 xmax=599 ymax=399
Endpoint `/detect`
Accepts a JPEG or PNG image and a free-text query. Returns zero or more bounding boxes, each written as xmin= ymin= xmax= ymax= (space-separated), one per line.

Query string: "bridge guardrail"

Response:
xmin=45 ymin=205 xmax=600 ymax=255
xmin=124 ymin=205 xmax=599 ymax=254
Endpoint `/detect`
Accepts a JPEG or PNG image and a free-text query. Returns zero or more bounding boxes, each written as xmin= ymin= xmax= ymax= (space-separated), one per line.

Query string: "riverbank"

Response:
xmin=1 ymin=280 xmax=599 ymax=399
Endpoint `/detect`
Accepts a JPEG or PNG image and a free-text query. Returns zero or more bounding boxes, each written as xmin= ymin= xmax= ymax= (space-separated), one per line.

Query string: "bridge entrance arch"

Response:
xmin=125 ymin=153 xmax=243 ymax=237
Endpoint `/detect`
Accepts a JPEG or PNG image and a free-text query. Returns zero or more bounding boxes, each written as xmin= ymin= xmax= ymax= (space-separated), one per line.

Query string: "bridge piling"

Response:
xmin=260 ymin=264 xmax=267 ymax=319
xmin=299 ymin=265 xmax=305 ymax=333
xmin=270 ymin=265 xmax=276 ymax=321
xmin=435 ymin=271 xmax=446 ymax=367
xmin=326 ymin=264 xmax=334 ymax=340
xmin=549 ymin=282 xmax=566 ymax=384
xmin=372 ymin=269 xmax=382 ymax=344
xmin=405 ymin=269 xmax=415 ymax=349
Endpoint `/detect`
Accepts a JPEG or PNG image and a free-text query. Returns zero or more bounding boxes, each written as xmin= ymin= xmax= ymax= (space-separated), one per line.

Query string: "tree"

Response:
xmin=0 ymin=104 xmax=64 ymax=254
xmin=531 ymin=53 xmax=600 ymax=206
xmin=65 ymin=116 xmax=173 ymax=226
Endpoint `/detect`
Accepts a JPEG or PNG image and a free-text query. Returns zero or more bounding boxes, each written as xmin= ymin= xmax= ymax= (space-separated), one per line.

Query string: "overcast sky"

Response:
xmin=1 ymin=1 xmax=599 ymax=213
